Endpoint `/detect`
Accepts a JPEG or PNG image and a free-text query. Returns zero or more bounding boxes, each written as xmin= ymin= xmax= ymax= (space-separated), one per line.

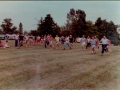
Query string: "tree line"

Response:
xmin=0 ymin=8 xmax=119 ymax=40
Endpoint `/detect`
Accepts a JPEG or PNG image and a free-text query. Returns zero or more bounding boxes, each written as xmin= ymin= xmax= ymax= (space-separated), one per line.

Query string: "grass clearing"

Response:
xmin=0 ymin=40 xmax=120 ymax=89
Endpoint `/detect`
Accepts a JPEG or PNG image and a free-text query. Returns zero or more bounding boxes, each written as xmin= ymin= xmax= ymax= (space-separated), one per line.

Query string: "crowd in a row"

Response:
xmin=0 ymin=33 xmax=111 ymax=56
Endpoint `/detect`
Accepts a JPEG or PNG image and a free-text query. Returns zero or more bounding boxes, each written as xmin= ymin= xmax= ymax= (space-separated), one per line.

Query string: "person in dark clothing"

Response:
xmin=69 ymin=35 xmax=74 ymax=48
xmin=61 ymin=36 xmax=65 ymax=44
xmin=99 ymin=36 xmax=109 ymax=56
xmin=14 ymin=33 xmax=19 ymax=47
xmin=86 ymin=36 xmax=91 ymax=49
xmin=5 ymin=34 xmax=9 ymax=42
xmin=44 ymin=35 xmax=49 ymax=48
xmin=18 ymin=33 xmax=24 ymax=49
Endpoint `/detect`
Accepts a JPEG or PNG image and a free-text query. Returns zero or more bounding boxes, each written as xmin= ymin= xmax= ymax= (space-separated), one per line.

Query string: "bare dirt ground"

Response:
xmin=0 ymin=41 xmax=120 ymax=90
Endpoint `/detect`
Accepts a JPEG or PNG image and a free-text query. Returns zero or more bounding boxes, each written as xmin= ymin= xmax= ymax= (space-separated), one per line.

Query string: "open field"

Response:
xmin=0 ymin=40 xmax=120 ymax=90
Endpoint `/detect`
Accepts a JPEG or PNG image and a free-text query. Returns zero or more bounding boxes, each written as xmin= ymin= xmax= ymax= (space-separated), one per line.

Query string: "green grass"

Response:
xmin=0 ymin=40 xmax=120 ymax=89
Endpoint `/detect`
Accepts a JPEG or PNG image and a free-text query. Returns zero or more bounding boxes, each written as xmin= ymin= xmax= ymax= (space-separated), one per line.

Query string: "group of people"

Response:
xmin=14 ymin=33 xmax=45 ymax=48
xmin=0 ymin=33 xmax=111 ymax=56
xmin=80 ymin=35 xmax=110 ymax=55
xmin=37 ymin=34 xmax=74 ymax=49
xmin=51 ymin=34 xmax=110 ymax=56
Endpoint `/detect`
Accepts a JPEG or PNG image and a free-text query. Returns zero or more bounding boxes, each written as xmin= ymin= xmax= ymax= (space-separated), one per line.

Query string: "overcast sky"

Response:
xmin=0 ymin=1 xmax=120 ymax=31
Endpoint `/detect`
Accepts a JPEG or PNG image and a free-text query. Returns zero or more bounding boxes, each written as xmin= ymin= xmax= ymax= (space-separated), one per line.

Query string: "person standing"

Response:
xmin=29 ymin=34 xmax=34 ymax=46
xmin=80 ymin=35 xmax=86 ymax=50
xmin=18 ymin=33 xmax=24 ymax=49
xmin=44 ymin=35 xmax=49 ymax=48
xmin=105 ymin=39 xmax=111 ymax=52
xmin=36 ymin=35 xmax=41 ymax=45
xmin=49 ymin=35 xmax=54 ymax=49
xmin=40 ymin=35 xmax=44 ymax=45
xmin=90 ymin=36 xmax=97 ymax=54
xmin=61 ymin=35 xmax=65 ymax=44
xmin=5 ymin=34 xmax=9 ymax=42
xmin=100 ymin=36 xmax=109 ymax=56
xmin=55 ymin=35 xmax=60 ymax=49
xmin=34 ymin=35 xmax=37 ymax=45
xmin=86 ymin=36 xmax=91 ymax=49
xmin=63 ymin=36 xmax=71 ymax=50
xmin=94 ymin=36 xmax=99 ymax=49
xmin=69 ymin=35 xmax=74 ymax=48
xmin=14 ymin=33 xmax=19 ymax=47
xmin=24 ymin=34 xmax=29 ymax=47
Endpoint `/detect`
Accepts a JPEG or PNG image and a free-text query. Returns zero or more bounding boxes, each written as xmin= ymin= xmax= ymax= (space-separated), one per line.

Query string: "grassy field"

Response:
xmin=0 ymin=40 xmax=120 ymax=90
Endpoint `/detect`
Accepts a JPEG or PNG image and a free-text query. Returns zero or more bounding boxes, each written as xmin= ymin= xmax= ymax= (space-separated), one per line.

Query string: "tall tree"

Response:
xmin=66 ymin=8 xmax=86 ymax=37
xmin=95 ymin=17 xmax=117 ymax=39
xmin=1 ymin=18 xmax=17 ymax=34
xmin=30 ymin=30 xmax=38 ymax=36
xmin=37 ymin=14 xmax=60 ymax=37
xmin=85 ymin=21 xmax=99 ymax=37
xmin=19 ymin=22 xmax=23 ymax=34
xmin=95 ymin=17 xmax=118 ymax=45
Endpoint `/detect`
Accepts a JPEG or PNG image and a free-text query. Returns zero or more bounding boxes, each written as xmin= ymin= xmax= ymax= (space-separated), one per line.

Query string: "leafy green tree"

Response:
xmin=30 ymin=30 xmax=38 ymax=36
xmin=19 ymin=22 xmax=23 ymax=34
xmin=95 ymin=18 xmax=107 ymax=38
xmin=37 ymin=14 xmax=60 ymax=37
xmin=66 ymin=8 xmax=86 ymax=37
xmin=107 ymin=21 xmax=118 ymax=37
xmin=95 ymin=17 xmax=117 ymax=39
xmin=85 ymin=21 xmax=99 ymax=37
xmin=23 ymin=30 xmax=29 ymax=35
xmin=1 ymin=18 xmax=17 ymax=34
xmin=95 ymin=17 xmax=118 ymax=45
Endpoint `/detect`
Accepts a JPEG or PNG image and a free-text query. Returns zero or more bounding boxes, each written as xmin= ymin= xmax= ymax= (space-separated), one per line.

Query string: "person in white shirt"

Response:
xmin=55 ymin=35 xmax=60 ymax=49
xmin=14 ymin=33 xmax=19 ymax=47
xmin=100 ymin=36 xmax=109 ymax=56
xmin=24 ymin=34 xmax=29 ymax=47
